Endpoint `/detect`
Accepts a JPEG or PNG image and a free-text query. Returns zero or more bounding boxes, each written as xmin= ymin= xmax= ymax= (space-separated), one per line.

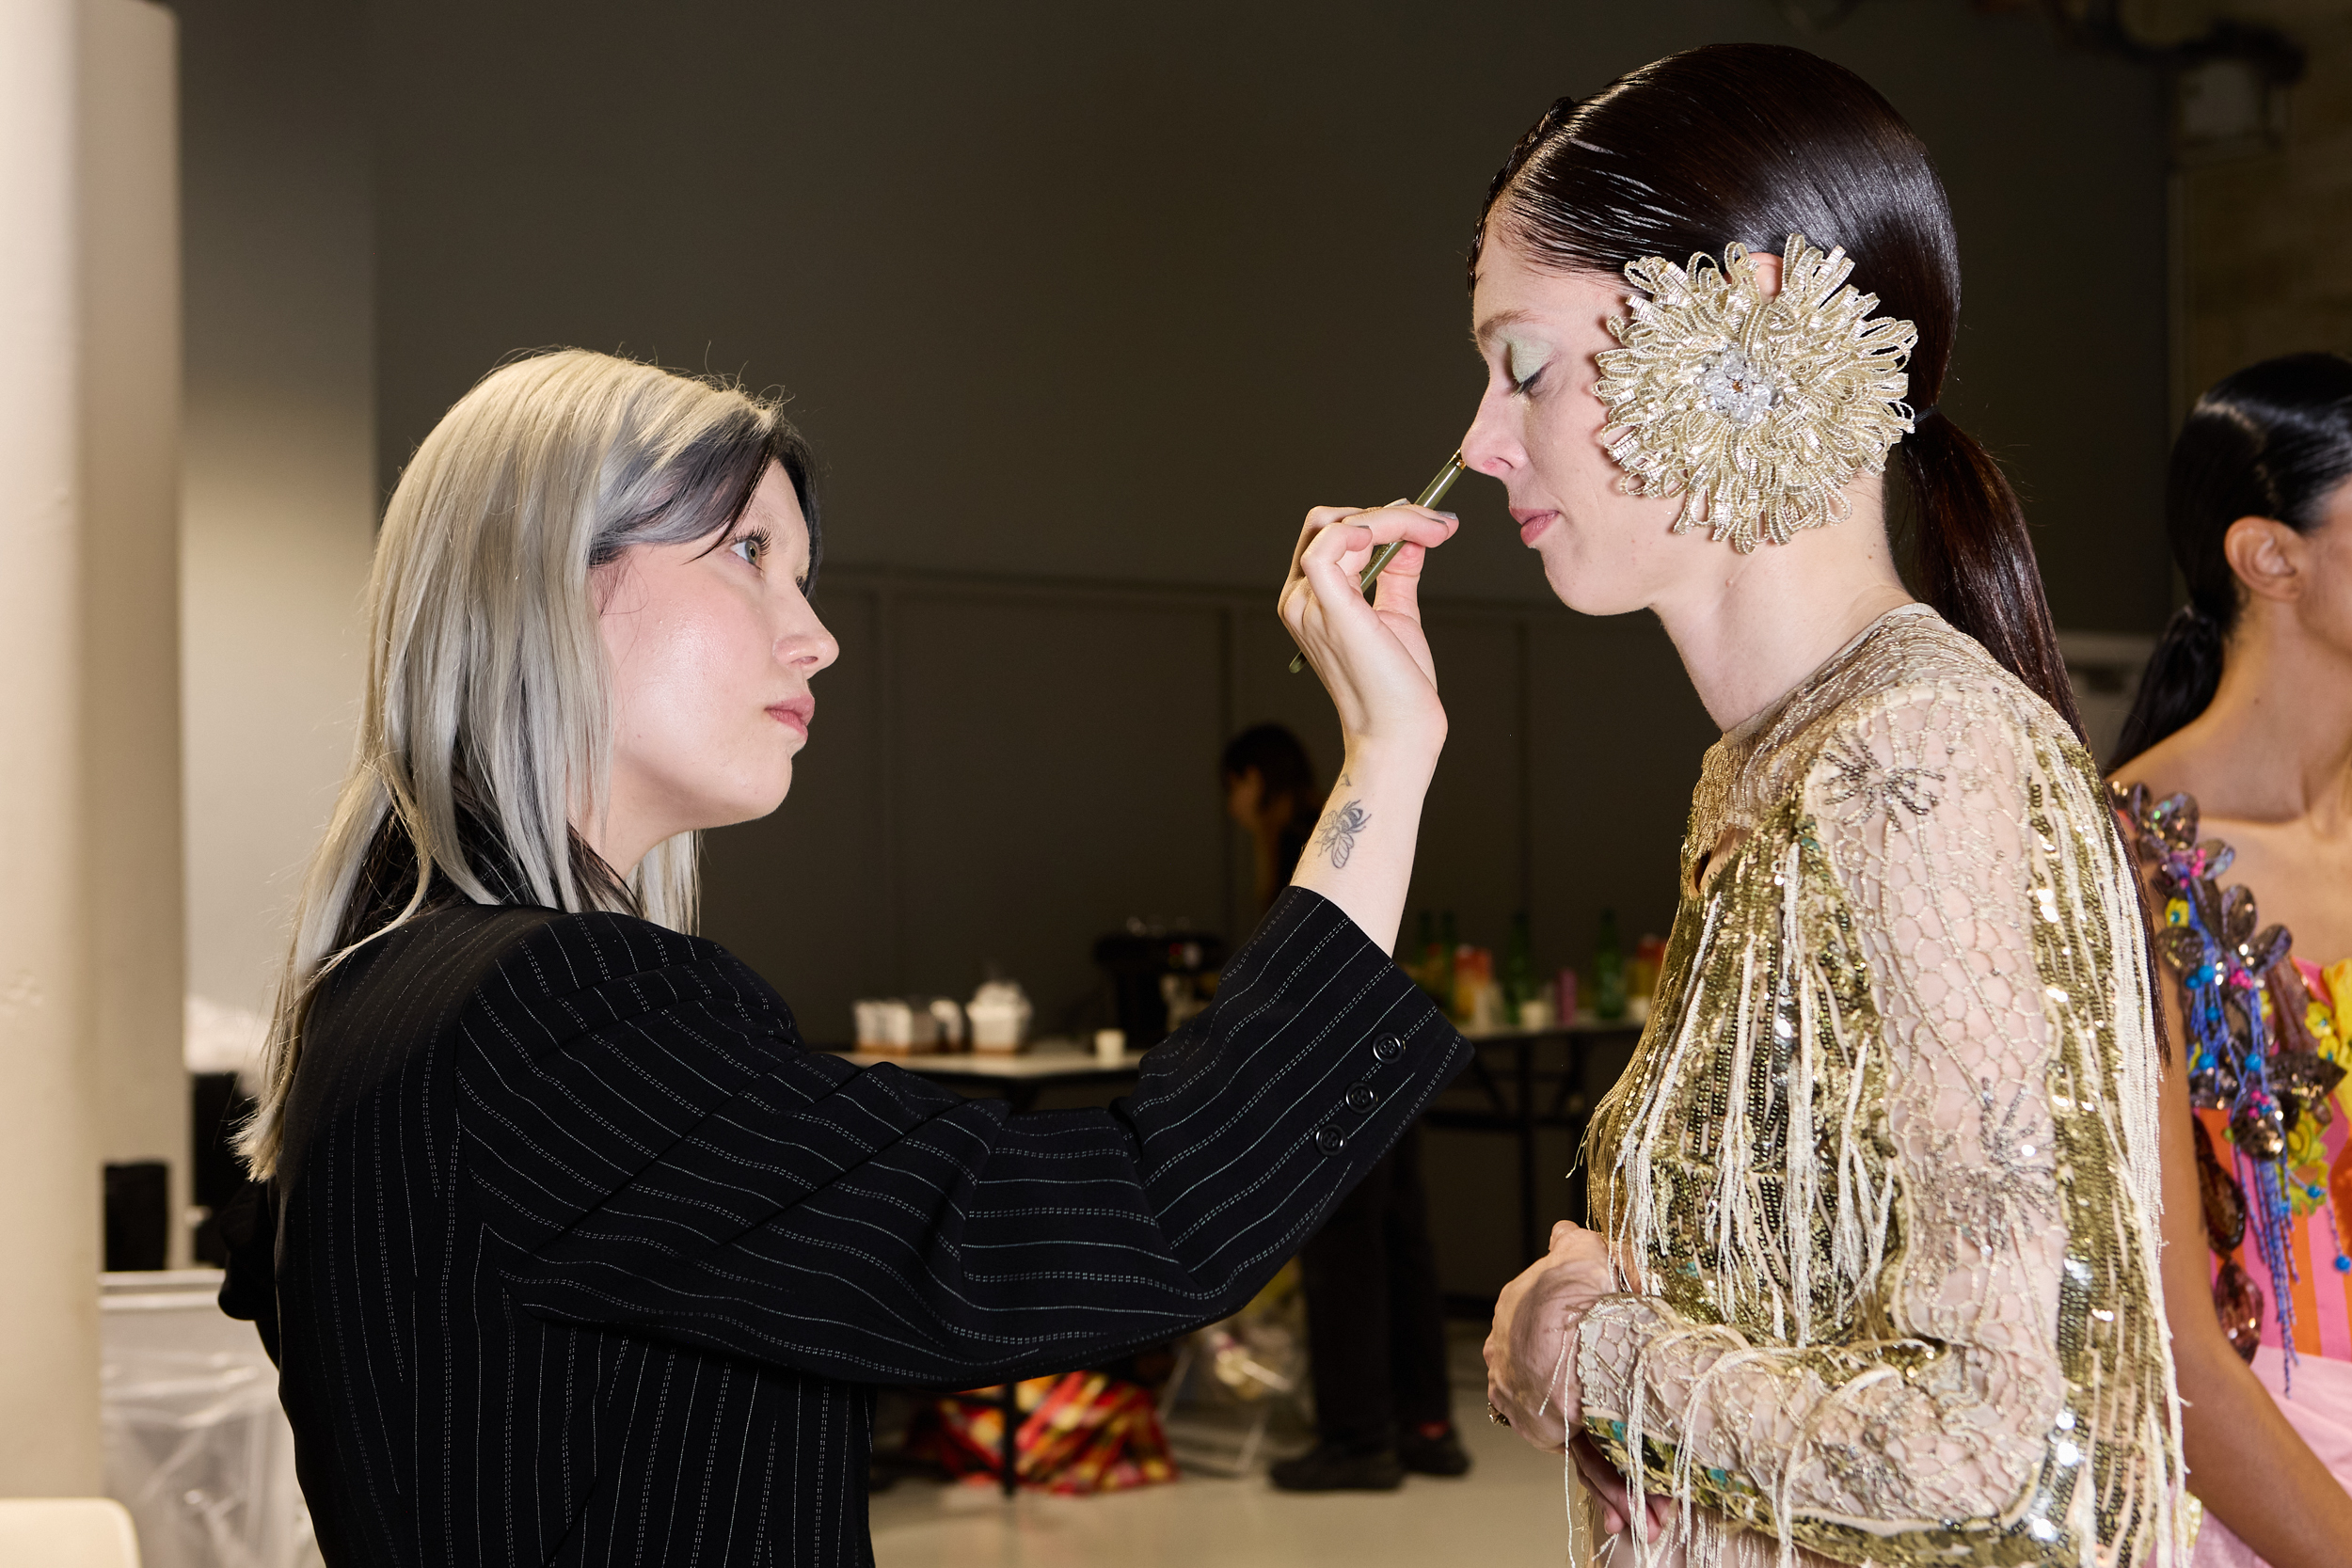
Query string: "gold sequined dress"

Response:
xmin=1577 ymin=606 xmax=2185 ymax=1567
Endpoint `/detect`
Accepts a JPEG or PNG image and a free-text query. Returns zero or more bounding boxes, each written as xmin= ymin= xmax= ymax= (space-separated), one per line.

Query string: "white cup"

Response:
xmin=1093 ymin=1028 xmax=1127 ymax=1062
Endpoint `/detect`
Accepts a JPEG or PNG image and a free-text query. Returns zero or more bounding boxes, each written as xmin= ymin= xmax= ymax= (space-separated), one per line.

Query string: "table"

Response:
xmin=1422 ymin=1015 xmax=1648 ymax=1269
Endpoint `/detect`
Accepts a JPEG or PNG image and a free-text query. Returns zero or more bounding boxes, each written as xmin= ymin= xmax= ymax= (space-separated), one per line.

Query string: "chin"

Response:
xmin=1536 ymin=543 xmax=1649 ymax=619
xmin=708 ymin=769 xmax=796 ymax=831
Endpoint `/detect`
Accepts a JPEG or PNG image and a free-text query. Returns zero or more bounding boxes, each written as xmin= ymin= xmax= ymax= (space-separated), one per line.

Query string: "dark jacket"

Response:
xmin=222 ymin=886 xmax=1463 ymax=1566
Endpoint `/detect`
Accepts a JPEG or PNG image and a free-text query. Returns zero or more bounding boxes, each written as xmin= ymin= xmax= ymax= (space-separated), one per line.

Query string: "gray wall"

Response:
xmin=181 ymin=0 xmax=379 ymax=1022
xmin=369 ymin=0 xmax=2169 ymax=625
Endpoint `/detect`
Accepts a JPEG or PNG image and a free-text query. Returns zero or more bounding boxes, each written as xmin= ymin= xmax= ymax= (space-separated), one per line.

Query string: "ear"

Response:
xmin=2222 ymin=515 xmax=2308 ymax=605
xmin=1747 ymin=250 xmax=1784 ymax=300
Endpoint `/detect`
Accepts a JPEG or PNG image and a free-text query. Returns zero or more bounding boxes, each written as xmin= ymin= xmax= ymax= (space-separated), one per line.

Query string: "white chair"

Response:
xmin=0 ymin=1497 xmax=141 ymax=1567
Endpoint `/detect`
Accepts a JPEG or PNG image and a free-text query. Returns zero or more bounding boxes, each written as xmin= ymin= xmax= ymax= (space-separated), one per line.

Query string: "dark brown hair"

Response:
xmin=2112 ymin=352 xmax=2352 ymax=766
xmin=1471 ymin=43 xmax=2083 ymax=740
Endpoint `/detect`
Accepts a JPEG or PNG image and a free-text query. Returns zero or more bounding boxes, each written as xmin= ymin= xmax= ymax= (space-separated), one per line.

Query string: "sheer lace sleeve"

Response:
xmin=1577 ymin=687 xmax=2178 ymax=1564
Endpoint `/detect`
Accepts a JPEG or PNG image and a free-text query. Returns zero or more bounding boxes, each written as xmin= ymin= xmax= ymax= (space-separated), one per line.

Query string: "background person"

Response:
xmin=1221 ymin=723 xmax=1324 ymax=913
xmin=2110 ymin=351 xmax=2352 ymax=1568
xmin=1220 ymin=722 xmax=1467 ymax=1490
xmin=217 ymin=349 xmax=1468 ymax=1566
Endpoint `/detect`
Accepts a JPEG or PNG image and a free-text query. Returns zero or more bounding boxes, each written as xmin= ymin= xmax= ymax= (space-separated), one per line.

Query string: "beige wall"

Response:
xmin=179 ymin=0 xmax=375 ymax=1024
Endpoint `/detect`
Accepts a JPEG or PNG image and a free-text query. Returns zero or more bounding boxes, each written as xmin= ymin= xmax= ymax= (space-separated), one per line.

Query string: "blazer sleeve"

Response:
xmin=459 ymin=886 xmax=1468 ymax=1386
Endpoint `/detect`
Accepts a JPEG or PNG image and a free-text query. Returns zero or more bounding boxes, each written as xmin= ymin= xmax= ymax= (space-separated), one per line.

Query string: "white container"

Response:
xmin=967 ymin=980 xmax=1032 ymax=1053
xmin=1093 ymin=1027 xmax=1127 ymax=1062
xmin=928 ymin=997 xmax=966 ymax=1051
xmin=853 ymin=999 xmax=939 ymax=1053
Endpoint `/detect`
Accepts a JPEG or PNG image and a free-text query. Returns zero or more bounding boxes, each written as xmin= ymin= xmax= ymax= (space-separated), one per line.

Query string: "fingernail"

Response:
xmin=1435 ymin=511 xmax=1458 ymax=522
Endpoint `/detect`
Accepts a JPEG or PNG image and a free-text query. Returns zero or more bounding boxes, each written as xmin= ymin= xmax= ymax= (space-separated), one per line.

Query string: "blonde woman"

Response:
xmin=216 ymin=349 xmax=1468 ymax=1566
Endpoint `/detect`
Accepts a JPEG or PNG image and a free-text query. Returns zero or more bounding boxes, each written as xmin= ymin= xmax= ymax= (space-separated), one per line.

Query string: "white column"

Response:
xmin=82 ymin=0 xmax=187 ymax=1269
xmin=0 ymin=0 xmax=100 ymax=1497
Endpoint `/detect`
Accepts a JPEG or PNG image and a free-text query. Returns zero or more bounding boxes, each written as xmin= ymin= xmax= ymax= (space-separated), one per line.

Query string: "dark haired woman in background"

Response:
xmin=1222 ymin=722 xmax=1325 ymax=913
xmin=2110 ymin=352 xmax=2352 ymax=1568
xmin=1465 ymin=45 xmax=2182 ymax=1565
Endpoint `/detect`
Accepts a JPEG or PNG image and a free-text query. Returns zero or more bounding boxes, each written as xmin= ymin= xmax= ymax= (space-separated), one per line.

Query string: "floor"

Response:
xmin=867 ymin=1328 xmax=1574 ymax=1568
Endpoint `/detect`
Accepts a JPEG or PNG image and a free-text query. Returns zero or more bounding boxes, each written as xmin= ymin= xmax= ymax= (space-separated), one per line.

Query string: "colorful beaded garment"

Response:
xmin=2112 ymin=784 xmax=2352 ymax=1370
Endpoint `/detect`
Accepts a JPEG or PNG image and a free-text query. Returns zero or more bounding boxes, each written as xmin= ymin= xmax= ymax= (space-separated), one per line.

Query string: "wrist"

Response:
xmin=1338 ymin=735 xmax=1441 ymax=794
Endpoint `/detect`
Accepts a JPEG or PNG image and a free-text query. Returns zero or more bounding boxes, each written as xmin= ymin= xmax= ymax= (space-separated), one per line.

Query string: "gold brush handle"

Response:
xmin=1288 ymin=451 xmax=1467 ymax=674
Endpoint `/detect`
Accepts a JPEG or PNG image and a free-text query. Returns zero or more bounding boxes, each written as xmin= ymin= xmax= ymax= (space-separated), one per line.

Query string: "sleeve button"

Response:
xmin=1314 ymin=1124 xmax=1347 ymax=1156
xmin=1345 ymin=1081 xmax=1380 ymax=1115
xmin=1372 ymin=1034 xmax=1404 ymax=1064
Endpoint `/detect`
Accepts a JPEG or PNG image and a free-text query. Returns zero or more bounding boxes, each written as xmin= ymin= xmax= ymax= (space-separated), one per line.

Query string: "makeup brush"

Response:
xmin=1289 ymin=451 xmax=1467 ymax=673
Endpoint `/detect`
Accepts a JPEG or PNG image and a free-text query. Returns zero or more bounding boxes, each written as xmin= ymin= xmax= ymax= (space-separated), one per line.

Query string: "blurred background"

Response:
xmin=5 ymin=0 xmax=2348 ymax=1554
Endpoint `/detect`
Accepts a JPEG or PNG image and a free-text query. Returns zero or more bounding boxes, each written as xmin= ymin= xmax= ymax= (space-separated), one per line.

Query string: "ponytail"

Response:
xmin=2110 ymin=606 xmax=2227 ymax=768
xmin=1900 ymin=409 xmax=2086 ymax=744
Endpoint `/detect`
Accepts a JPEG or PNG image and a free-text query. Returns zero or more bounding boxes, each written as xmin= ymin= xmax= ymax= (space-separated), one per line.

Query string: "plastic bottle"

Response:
xmin=1594 ymin=908 xmax=1628 ymax=1022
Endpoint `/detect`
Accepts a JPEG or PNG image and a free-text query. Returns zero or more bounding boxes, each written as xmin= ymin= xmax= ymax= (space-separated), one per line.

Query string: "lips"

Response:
xmin=766 ymin=696 xmax=814 ymax=738
xmin=1511 ymin=508 xmax=1559 ymax=546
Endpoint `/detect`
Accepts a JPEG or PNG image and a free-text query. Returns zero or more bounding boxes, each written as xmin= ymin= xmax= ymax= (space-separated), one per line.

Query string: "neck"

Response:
xmin=576 ymin=801 xmax=654 ymax=886
xmin=1649 ymin=499 xmax=1913 ymax=733
xmin=2164 ymin=611 xmax=2352 ymax=828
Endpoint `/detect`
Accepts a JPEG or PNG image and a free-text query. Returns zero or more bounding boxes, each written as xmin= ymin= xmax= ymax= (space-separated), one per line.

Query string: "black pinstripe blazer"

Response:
xmin=221 ymin=885 xmax=1465 ymax=1567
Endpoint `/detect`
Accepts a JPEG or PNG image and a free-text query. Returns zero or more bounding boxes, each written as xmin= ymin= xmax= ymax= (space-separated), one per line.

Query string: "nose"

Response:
xmin=1460 ymin=382 xmax=1522 ymax=481
xmin=785 ymin=610 xmax=840 ymax=675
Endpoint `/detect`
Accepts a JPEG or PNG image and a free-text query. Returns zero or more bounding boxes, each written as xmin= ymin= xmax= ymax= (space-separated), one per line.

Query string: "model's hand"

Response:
xmin=1279 ymin=502 xmax=1454 ymax=767
xmin=1571 ymin=1432 xmax=1673 ymax=1544
xmin=1485 ymin=1220 xmax=1613 ymax=1452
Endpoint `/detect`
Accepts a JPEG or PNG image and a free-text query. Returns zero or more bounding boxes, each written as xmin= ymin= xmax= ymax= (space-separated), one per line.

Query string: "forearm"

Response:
xmin=2176 ymin=1335 xmax=2352 ymax=1568
xmin=1286 ymin=739 xmax=1438 ymax=956
xmin=1576 ymin=1295 xmax=2049 ymax=1549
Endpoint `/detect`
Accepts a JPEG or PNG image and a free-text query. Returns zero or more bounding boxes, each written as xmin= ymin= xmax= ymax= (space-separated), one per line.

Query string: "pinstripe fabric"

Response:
xmin=224 ymin=886 xmax=1464 ymax=1566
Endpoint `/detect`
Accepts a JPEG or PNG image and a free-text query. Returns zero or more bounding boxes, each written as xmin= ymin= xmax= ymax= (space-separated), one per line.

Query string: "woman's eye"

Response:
xmin=730 ymin=536 xmax=762 ymax=567
xmin=1506 ymin=346 xmax=1549 ymax=396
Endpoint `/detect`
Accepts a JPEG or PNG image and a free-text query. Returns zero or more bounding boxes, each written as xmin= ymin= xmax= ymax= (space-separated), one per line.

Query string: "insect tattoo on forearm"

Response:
xmin=1313 ymin=800 xmax=1370 ymax=869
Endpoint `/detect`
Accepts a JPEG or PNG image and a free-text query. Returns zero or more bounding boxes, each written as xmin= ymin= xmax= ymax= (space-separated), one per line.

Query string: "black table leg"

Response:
xmin=999 ymin=1379 xmax=1019 ymax=1497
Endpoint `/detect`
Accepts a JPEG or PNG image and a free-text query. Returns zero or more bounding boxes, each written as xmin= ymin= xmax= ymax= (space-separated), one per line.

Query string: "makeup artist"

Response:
xmin=216 ymin=349 xmax=1469 ymax=1568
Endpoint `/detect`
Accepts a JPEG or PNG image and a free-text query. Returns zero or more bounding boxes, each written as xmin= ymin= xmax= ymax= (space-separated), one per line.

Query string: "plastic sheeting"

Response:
xmin=99 ymin=1274 xmax=317 ymax=1568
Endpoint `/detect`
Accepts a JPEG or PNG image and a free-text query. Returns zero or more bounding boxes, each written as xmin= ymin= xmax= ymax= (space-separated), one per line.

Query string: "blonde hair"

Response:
xmin=240 ymin=349 xmax=818 ymax=1178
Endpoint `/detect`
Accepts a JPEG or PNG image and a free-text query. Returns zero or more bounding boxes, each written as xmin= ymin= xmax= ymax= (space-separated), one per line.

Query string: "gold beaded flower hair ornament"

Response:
xmin=1594 ymin=232 xmax=1918 ymax=553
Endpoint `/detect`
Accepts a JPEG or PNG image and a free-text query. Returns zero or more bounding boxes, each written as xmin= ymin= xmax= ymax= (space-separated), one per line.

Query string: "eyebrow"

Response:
xmin=1470 ymin=309 xmax=1543 ymax=349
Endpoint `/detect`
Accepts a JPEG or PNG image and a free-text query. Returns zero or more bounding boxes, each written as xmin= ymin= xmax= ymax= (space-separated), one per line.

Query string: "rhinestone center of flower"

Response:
xmin=1699 ymin=344 xmax=1777 ymax=428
